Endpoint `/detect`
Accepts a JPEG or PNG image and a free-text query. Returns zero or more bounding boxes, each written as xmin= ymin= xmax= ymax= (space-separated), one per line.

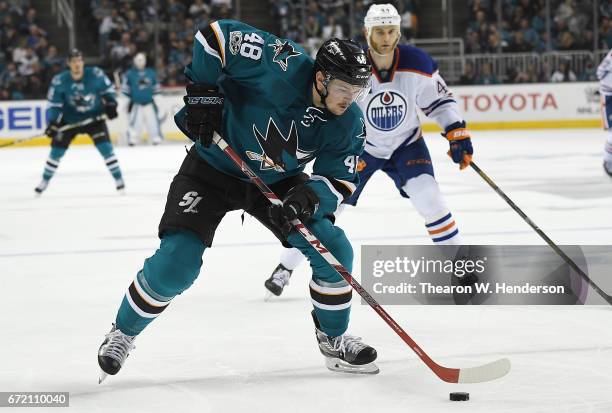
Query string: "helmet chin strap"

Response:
xmin=314 ymin=74 xmax=331 ymax=110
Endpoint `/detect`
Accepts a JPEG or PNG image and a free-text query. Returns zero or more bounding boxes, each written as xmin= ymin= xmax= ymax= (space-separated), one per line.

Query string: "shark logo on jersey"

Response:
xmin=247 ymin=118 xmax=314 ymax=172
xmin=138 ymin=76 xmax=152 ymax=90
xmin=229 ymin=31 xmax=243 ymax=55
xmin=268 ymin=39 xmax=301 ymax=71
xmin=301 ymin=107 xmax=327 ymax=127
xmin=69 ymin=84 xmax=96 ymax=113
xmin=366 ymin=90 xmax=407 ymax=131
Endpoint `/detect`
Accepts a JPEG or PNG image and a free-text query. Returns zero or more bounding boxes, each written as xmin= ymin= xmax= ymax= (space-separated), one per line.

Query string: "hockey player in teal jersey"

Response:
xmin=35 ymin=49 xmax=125 ymax=195
xmin=121 ymin=53 xmax=163 ymax=145
xmin=97 ymin=20 xmax=378 ymax=382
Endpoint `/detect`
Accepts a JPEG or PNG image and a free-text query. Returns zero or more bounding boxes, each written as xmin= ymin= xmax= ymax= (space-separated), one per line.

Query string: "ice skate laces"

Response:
xmin=332 ymin=334 xmax=367 ymax=355
xmin=271 ymin=268 xmax=290 ymax=287
xmin=101 ymin=329 xmax=135 ymax=363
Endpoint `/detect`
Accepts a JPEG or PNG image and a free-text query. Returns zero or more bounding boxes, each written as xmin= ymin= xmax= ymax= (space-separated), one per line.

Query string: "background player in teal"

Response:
xmin=35 ymin=48 xmax=125 ymax=195
xmin=121 ymin=52 xmax=163 ymax=146
xmin=97 ymin=20 xmax=379 ymax=381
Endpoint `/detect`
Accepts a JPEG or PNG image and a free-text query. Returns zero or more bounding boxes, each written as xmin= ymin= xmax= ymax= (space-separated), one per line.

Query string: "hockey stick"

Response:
xmin=470 ymin=161 xmax=612 ymax=305
xmin=213 ymin=131 xmax=511 ymax=383
xmin=0 ymin=115 xmax=107 ymax=148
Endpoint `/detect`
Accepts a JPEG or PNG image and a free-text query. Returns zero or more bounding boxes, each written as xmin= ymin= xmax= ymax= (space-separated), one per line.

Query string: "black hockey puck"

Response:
xmin=449 ymin=392 xmax=469 ymax=401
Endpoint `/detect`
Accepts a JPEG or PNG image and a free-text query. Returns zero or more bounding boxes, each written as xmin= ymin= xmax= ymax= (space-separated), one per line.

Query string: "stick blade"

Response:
xmin=457 ymin=358 xmax=511 ymax=383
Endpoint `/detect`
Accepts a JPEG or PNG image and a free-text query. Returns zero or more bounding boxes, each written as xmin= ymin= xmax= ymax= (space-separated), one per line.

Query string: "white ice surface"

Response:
xmin=1 ymin=129 xmax=611 ymax=413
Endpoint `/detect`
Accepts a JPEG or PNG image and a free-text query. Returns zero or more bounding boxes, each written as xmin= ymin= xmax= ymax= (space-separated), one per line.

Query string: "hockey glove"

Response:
xmin=443 ymin=121 xmax=473 ymax=170
xmin=103 ymin=100 xmax=118 ymax=120
xmin=268 ymin=184 xmax=320 ymax=238
xmin=183 ymin=83 xmax=224 ymax=148
xmin=45 ymin=121 xmax=61 ymax=140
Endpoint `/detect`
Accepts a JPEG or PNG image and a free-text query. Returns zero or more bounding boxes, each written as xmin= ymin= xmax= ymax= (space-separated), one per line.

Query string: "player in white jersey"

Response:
xmin=263 ymin=4 xmax=474 ymax=297
xmin=597 ymin=48 xmax=612 ymax=176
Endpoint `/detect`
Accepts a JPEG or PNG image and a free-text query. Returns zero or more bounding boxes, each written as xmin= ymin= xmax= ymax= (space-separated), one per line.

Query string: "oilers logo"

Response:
xmin=366 ymin=90 xmax=407 ymax=131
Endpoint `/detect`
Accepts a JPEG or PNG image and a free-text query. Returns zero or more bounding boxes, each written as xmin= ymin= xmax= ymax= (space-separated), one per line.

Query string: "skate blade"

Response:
xmin=264 ymin=290 xmax=274 ymax=302
xmin=98 ymin=371 xmax=108 ymax=384
xmin=325 ymin=357 xmax=380 ymax=375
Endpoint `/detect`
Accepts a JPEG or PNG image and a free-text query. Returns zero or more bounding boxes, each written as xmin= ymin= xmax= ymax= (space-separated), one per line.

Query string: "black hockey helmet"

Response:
xmin=68 ymin=48 xmax=83 ymax=59
xmin=315 ymin=38 xmax=371 ymax=88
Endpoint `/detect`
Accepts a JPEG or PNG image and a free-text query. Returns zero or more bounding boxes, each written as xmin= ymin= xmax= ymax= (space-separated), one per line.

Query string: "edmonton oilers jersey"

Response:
xmin=597 ymin=49 xmax=612 ymax=96
xmin=358 ymin=44 xmax=464 ymax=159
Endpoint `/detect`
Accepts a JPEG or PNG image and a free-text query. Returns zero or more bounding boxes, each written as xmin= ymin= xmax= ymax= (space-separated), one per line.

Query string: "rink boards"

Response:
xmin=0 ymin=81 xmax=604 ymax=147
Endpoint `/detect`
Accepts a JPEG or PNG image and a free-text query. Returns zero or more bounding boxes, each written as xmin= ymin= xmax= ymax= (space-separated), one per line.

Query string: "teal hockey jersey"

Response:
xmin=175 ymin=19 xmax=366 ymax=217
xmin=47 ymin=66 xmax=117 ymax=124
xmin=121 ymin=68 xmax=160 ymax=104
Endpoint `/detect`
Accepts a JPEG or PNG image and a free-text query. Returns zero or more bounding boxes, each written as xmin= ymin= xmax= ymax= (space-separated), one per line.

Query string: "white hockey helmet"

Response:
xmin=364 ymin=3 xmax=401 ymax=55
xmin=133 ymin=52 xmax=146 ymax=69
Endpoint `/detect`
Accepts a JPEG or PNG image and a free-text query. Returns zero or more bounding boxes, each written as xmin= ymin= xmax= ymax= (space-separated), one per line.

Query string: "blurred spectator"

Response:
xmin=475 ymin=62 xmax=500 ymax=84
xmin=600 ymin=16 xmax=612 ymax=49
xmin=557 ymin=31 xmax=577 ymax=51
xmin=483 ymin=28 xmax=501 ymax=53
xmin=304 ymin=14 xmax=322 ymax=53
xmin=458 ymin=61 xmax=477 ymax=85
xmin=189 ymin=0 xmax=210 ymax=26
xmin=321 ymin=15 xmax=343 ymax=39
xmin=578 ymin=59 xmax=597 ymax=81
xmin=99 ymin=8 xmax=126 ymax=54
xmin=16 ymin=45 xmax=37 ymax=75
xmin=507 ymin=63 xmax=538 ymax=83
xmin=521 ymin=63 xmax=540 ymax=83
xmin=538 ymin=60 xmax=552 ymax=82
xmin=507 ymin=31 xmax=532 ymax=52
xmin=532 ymin=8 xmax=546 ymax=33
xmin=551 ymin=59 xmax=577 ymax=82
xmin=42 ymin=44 xmax=62 ymax=72
xmin=352 ymin=0 xmax=367 ymax=43
xmin=518 ymin=18 xmax=539 ymax=49
xmin=466 ymin=30 xmax=483 ymax=54
xmin=400 ymin=8 xmax=416 ymax=40
xmin=110 ymin=32 xmax=133 ymax=69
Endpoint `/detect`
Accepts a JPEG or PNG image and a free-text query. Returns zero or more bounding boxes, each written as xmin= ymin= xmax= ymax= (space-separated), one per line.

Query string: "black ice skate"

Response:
xmin=34 ymin=179 xmax=49 ymax=196
xmin=311 ymin=311 xmax=379 ymax=374
xmin=604 ymin=160 xmax=612 ymax=177
xmin=264 ymin=263 xmax=292 ymax=299
xmin=97 ymin=323 xmax=135 ymax=383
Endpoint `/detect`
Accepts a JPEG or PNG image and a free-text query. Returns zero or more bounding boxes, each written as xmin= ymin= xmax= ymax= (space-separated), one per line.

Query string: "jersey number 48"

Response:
xmin=240 ymin=33 xmax=264 ymax=61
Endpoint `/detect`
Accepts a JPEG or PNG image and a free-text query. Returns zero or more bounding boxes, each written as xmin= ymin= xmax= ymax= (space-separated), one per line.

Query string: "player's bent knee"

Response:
xmin=402 ymin=174 xmax=448 ymax=219
xmin=142 ymin=230 xmax=206 ymax=296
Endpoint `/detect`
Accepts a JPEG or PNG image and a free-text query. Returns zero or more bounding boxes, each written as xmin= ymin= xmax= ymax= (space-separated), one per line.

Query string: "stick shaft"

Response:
xmin=470 ymin=161 xmax=612 ymax=304
xmin=0 ymin=115 xmax=106 ymax=148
